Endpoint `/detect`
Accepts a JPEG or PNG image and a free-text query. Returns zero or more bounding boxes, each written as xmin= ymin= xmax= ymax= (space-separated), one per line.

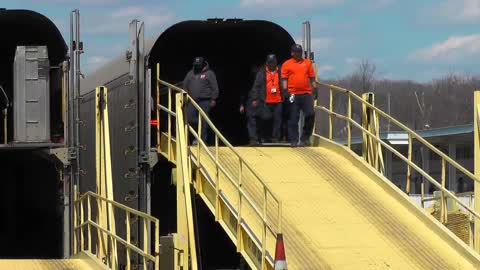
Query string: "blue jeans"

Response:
xmin=187 ymin=99 xmax=211 ymax=143
xmin=246 ymin=99 xmax=259 ymax=141
xmin=288 ymin=93 xmax=314 ymax=144
xmin=260 ymin=102 xmax=283 ymax=141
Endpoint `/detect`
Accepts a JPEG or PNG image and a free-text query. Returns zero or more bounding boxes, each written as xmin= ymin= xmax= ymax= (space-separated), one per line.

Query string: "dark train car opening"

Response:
xmin=0 ymin=9 xmax=67 ymax=258
xmin=149 ymin=19 xmax=295 ymax=145
xmin=151 ymin=162 xmax=243 ymax=269
xmin=147 ymin=19 xmax=294 ymax=268
xmin=0 ymin=151 xmax=63 ymax=258
xmin=0 ymin=9 xmax=67 ymax=144
xmin=81 ymin=18 xmax=295 ymax=267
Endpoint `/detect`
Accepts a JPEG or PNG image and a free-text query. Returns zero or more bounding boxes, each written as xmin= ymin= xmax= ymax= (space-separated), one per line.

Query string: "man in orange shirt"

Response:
xmin=250 ymin=54 xmax=284 ymax=143
xmin=281 ymin=44 xmax=316 ymax=147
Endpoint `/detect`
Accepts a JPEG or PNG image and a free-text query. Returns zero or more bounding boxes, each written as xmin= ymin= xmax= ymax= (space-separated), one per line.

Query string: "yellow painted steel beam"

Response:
xmin=95 ymin=86 xmax=117 ymax=267
xmin=174 ymin=93 xmax=198 ymax=270
xmin=474 ymin=90 xmax=480 ymax=252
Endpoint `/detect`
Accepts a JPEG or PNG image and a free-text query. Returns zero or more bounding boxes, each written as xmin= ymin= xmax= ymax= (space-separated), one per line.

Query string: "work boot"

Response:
xmin=299 ymin=140 xmax=311 ymax=147
xmin=290 ymin=142 xmax=298 ymax=148
xmin=249 ymin=139 xmax=259 ymax=146
xmin=300 ymin=136 xmax=311 ymax=147
xmin=271 ymin=138 xmax=279 ymax=143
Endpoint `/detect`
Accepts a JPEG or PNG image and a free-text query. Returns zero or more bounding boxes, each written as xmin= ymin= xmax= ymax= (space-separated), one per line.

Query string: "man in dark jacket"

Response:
xmin=250 ymin=54 xmax=285 ymax=143
xmin=183 ymin=57 xmax=219 ymax=143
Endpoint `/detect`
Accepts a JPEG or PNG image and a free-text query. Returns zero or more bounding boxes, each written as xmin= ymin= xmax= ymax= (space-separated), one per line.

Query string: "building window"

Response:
xmin=456 ymin=144 xmax=473 ymax=160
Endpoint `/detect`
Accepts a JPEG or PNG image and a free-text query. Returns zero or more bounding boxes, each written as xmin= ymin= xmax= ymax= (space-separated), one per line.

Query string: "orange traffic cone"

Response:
xmin=274 ymin=233 xmax=287 ymax=270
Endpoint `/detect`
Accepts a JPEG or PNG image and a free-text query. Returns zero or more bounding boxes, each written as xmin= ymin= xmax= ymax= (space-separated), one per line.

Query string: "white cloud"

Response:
xmin=85 ymin=56 xmax=109 ymax=72
xmin=87 ymin=6 xmax=176 ymax=35
xmin=363 ymin=0 xmax=396 ymax=11
xmin=409 ymin=34 xmax=480 ymax=62
xmin=375 ymin=0 xmax=395 ymax=7
xmin=423 ymin=0 xmax=480 ymax=24
xmin=295 ymin=37 xmax=332 ymax=52
xmin=87 ymin=56 xmax=109 ymax=66
xmin=29 ymin=0 xmax=128 ymax=6
xmin=317 ymin=65 xmax=335 ymax=75
xmin=345 ymin=57 xmax=360 ymax=66
xmin=240 ymin=0 xmax=342 ymax=11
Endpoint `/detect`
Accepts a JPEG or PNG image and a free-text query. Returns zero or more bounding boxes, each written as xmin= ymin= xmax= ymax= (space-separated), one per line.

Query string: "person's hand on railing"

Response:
xmin=210 ymin=99 xmax=216 ymax=108
xmin=239 ymin=105 xmax=245 ymax=114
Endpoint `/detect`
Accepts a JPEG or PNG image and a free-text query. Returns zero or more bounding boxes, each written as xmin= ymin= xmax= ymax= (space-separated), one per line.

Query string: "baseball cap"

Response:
xmin=192 ymin=57 xmax=205 ymax=66
xmin=291 ymin=44 xmax=303 ymax=53
xmin=266 ymin=54 xmax=277 ymax=64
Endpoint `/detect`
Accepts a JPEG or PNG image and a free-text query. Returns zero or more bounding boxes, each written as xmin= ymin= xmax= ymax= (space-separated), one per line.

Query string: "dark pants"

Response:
xmin=187 ymin=99 xmax=211 ymax=143
xmin=246 ymin=100 xmax=258 ymax=141
xmin=260 ymin=102 xmax=283 ymax=141
xmin=288 ymin=93 xmax=314 ymax=144
xmin=281 ymin=99 xmax=290 ymax=142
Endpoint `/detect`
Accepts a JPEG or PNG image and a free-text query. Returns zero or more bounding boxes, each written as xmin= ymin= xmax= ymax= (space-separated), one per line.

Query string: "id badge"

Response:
xmin=271 ymin=88 xmax=277 ymax=94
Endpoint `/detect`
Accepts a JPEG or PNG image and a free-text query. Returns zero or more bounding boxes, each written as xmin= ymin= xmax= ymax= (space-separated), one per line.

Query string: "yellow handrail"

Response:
xmin=318 ymin=82 xmax=479 ymax=184
xmin=315 ymin=107 xmax=480 ymax=219
xmin=315 ymin=82 xmax=480 ymax=248
xmin=188 ymin=125 xmax=278 ymax=234
xmin=157 ymin=78 xmax=282 ymax=221
xmin=74 ymin=191 xmax=160 ymax=270
xmin=155 ymin=72 xmax=282 ymax=268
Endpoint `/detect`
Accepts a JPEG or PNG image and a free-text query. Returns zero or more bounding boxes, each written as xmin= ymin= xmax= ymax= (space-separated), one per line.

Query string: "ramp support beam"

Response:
xmin=175 ymin=92 xmax=198 ymax=270
xmin=95 ymin=86 xmax=117 ymax=268
xmin=361 ymin=92 xmax=384 ymax=176
xmin=474 ymin=90 xmax=480 ymax=252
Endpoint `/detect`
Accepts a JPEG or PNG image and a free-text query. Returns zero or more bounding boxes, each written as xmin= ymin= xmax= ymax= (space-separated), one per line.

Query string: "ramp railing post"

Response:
xmin=347 ymin=92 xmax=352 ymax=149
xmin=215 ymin=134 xmax=220 ymax=221
xmin=168 ymin=87 xmax=172 ymax=160
xmin=156 ymin=63 xmax=161 ymax=152
xmin=262 ymin=187 xmax=267 ymax=270
xmin=440 ymin=158 xmax=448 ymax=224
xmin=155 ymin=219 xmax=160 ymax=270
xmin=87 ymin=194 xmax=92 ymax=252
xmin=126 ymin=212 xmax=131 ymax=270
xmin=474 ymin=90 xmax=480 ymax=252
xmin=237 ymin=158 xmax=243 ymax=252
xmin=361 ymin=93 xmax=370 ymax=163
xmin=361 ymin=93 xmax=367 ymax=161
xmin=329 ymin=87 xmax=333 ymax=140
xmin=143 ymin=218 xmax=148 ymax=270
xmin=406 ymin=134 xmax=413 ymax=194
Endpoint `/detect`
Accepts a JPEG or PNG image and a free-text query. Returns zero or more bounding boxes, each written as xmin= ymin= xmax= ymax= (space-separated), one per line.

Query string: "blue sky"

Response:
xmin=4 ymin=0 xmax=480 ymax=82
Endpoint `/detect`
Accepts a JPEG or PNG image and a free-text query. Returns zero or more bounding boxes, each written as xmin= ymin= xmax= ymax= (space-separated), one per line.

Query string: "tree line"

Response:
xmin=316 ymin=59 xmax=480 ymax=139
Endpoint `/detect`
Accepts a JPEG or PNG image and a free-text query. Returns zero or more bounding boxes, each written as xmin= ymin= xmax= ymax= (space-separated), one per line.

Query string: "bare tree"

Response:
xmin=352 ymin=59 xmax=376 ymax=92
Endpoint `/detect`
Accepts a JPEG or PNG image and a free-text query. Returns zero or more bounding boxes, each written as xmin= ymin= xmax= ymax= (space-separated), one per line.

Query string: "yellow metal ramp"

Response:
xmin=0 ymin=252 xmax=109 ymax=270
xmin=192 ymin=141 xmax=480 ymax=269
xmin=155 ymin=80 xmax=480 ymax=269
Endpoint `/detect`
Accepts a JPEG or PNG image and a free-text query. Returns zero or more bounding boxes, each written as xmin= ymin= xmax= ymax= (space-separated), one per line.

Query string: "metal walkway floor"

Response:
xmin=193 ymin=141 xmax=480 ymax=269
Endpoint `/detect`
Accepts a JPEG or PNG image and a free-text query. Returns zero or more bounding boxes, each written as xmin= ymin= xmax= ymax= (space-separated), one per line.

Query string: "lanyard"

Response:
xmin=267 ymin=68 xmax=277 ymax=87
